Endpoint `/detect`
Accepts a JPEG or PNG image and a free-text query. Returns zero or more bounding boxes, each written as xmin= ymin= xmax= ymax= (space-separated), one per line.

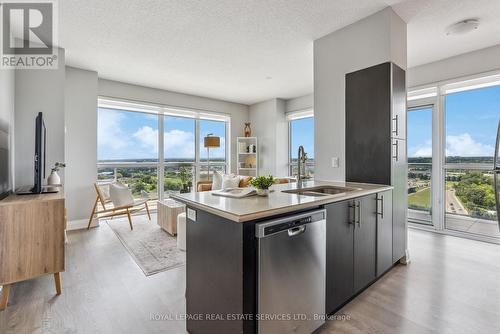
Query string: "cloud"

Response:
xmin=410 ymin=140 xmax=432 ymax=157
xmin=133 ymin=126 xmax=158 ymax=153
xmin=446 ymin=133 xmax=494 ymax=156
xmin=98 ymin=110 xmax=129 ymax=150
xmin=164 ymin=129 xmax=195 ymax=158
xmin=413 ymin=146 xmax=432 ymax=157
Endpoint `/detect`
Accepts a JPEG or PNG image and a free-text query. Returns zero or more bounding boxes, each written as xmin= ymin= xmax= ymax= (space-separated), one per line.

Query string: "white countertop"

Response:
xmin=171 ymin=180 xmax=393 ymax=223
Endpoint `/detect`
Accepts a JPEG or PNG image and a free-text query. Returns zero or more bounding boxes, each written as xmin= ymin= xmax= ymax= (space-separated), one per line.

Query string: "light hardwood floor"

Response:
xmin=1 ymin=220 xmax=500 ymax=334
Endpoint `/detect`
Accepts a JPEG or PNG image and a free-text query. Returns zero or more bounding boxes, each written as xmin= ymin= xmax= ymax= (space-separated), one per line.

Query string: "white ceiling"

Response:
xmin=60 ymin=0 xmax=500 ymax=105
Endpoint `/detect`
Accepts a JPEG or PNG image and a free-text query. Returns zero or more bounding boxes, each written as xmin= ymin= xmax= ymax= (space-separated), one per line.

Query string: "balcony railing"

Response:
xmin=408 ymin=163 xmax=432 ymax=224
xmin=97 ymin=161 xmax=227 ymax=201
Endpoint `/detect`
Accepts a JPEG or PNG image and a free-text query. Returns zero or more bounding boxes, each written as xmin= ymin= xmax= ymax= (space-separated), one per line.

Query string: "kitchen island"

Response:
xmin=172 ymin=180 xmax=401 ymax=334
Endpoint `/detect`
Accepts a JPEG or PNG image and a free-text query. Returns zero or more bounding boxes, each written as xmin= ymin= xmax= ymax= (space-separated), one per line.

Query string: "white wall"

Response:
xmin=275 ymin=99 xmax=288 ymax=177
xmin=14 ymin=48 xmax=66 ymax=187
xmin=314 ymin=7 xmax=406 ymax=181
xmin=65 ymin=67 xmax=98 ymax=224
xmin=0 ymin=68 xmax=15 ymax=191
xmin=285 ymin=93 xmax=313 ymax=113
xmin=408 ymin=44 xmax=500 ymax=88
xmin=98 ymin=79 xmax=249 ymax=173
xmin=249 ymin=98 xmax=288 ymax=177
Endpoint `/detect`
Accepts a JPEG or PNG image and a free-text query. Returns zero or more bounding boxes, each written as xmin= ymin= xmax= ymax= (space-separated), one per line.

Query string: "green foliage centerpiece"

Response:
xmin=249 ymin=175 xmax=275 ymax=196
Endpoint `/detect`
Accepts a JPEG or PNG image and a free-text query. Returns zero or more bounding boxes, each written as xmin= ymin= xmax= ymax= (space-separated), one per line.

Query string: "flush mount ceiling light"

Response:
xmin=445 ymin=19 xmax=479 ymax=36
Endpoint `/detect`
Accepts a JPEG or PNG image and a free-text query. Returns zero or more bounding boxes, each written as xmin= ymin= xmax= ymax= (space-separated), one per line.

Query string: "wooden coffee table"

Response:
xmin=157 ymin=199 xmax=185 ymax=236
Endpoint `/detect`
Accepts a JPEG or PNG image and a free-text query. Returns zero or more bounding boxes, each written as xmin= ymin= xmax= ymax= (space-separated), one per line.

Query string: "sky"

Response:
xmin=408 ymin=85 xmax=500 ymax=158
xmin=98 ymin=108 xmax=226 ymax=161
xmin=99 ymin=108 xmax=315 ymax=162
xmin=101 ymin=84 xmax=499 ymax=163
xmin=290 ymin=117 xmax=314 ymax=160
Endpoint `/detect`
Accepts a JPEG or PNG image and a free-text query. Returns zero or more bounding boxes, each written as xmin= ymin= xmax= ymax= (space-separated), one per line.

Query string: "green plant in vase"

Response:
xmin=249 ymin=175 xmax=275 ymax=196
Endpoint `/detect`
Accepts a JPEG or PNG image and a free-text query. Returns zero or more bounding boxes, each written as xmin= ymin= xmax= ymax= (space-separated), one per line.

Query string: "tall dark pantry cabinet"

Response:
xmin=345 ymin=62 xmax=408 ymax=264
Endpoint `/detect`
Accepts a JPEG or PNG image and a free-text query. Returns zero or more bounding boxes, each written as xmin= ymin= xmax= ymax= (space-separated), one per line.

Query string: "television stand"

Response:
xmin=0 ymin=190 xmax=65 ymax=311
xmin=16 ymin=185 xmax=60 ymax=195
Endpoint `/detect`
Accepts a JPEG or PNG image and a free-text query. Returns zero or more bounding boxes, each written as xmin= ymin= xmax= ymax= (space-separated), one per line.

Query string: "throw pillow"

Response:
xmin=222 ymin=174 xmax=240 ymax=189
xmin=211 ymin=170 xmax=223 ymax=190
xmin=109 ymin=181 xmax=134 ymax=207
xmin=239 ymin=176 xmax=253 ymax=188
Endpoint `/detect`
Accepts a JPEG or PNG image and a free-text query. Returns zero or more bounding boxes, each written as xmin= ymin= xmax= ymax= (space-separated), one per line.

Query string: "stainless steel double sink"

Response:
xmin=282 ymin=185 xmax=361 ymax=197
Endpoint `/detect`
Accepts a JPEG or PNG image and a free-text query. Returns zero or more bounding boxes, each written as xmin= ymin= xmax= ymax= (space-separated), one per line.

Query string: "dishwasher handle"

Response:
xmin=255 ymin=209 xmax=326 ymax=238
xmin=288 ymin=225 xmax=306 ymax=237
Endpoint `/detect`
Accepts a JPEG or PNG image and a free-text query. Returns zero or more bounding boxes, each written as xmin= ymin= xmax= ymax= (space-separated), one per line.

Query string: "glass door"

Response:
xmin=495 ymin=119 xmax=500 ymax=230
xmin=444 ymin=85 xmax=500 ymax=238
xmin=407 ymin=106 xmax=433 ymax=225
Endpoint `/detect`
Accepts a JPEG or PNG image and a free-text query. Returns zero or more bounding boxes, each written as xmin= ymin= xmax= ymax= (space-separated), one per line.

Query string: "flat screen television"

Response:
xmin=33 ymin=112 xmax=46 ymax=193
xmin=16 ymin=112 xmax=58 ymax=195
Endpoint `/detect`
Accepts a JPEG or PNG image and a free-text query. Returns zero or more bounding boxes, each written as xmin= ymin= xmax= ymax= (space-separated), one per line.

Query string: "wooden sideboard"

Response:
xmin=0 ymin=190 xmax=65 ymax=311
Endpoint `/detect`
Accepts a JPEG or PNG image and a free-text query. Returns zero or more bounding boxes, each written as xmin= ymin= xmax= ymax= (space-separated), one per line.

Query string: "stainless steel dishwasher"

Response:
xmin=256 ymin=209 xmax=326 ymax=334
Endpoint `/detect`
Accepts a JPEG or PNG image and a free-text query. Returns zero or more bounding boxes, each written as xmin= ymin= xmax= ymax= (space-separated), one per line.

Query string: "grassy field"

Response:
xmin=408 ymin=187 xmax=431 ymax=210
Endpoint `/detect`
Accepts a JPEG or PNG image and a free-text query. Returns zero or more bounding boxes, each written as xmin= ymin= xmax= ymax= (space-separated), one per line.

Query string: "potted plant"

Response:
xmin=249 ymin=175 xmax=275 ymax=196
xmin=48 ymin=162 xmax=66 ymax=185
xmin=179 ymin=165 xmax=193 ymax=193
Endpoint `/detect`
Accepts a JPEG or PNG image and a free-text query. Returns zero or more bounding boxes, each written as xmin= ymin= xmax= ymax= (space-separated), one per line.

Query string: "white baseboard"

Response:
xmin=67 ymin=218 xmax=99 ymax=231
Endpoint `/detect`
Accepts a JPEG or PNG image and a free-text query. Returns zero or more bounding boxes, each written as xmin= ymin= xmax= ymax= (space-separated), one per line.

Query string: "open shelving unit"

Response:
xmin=237 ymin=137 xmax=258 ymax=177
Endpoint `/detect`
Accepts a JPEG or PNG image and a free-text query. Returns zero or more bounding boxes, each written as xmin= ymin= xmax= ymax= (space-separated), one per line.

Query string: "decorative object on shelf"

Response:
xmin=48 ymin=162 xmax=66 ymax=185
xmin=239 ymin=142 xmax=246 ymax=153
xmin=179 ymin=165 xmax=193 ymax=193
xmin=237 ymin=137 xmax=258 ymax=177
xmin=204 ymin=133 xmax=220 ymax=181
xmin=244 ymin=122 xmax=252 ymax=137
xmin=249 ymin=175 xmax=275 ymax=196
xmin=244 ymin=156 xmax=256 ymax=168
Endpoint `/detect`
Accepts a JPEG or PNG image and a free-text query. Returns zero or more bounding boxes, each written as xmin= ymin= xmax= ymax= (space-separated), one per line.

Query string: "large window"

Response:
xmin=97 ymin=99 xmax=230 ymax=200
xmin=98 ymin=108 xmax=159 ymax=163
xmin=444 ymin=85 xmax=500 ymax=238
xmin=288 ymin=111 xmax=314 ymax=177
xmin=407 ymin=75 xmax=500 ymax=243
xmin=199 ymin=119 xmax=227 ymax=181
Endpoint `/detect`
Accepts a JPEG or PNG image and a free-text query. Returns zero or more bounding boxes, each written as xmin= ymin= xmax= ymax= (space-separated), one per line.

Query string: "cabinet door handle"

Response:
xmin=392 ymin=114 xmax=399 ymax=136
xmin=348 ymin=202 xmax=355 ymax=225
xmin=356 ymin=201 xmax=361 ymax=227
xmin=377 ymin=196 xmax=384 ymax=219
xmin=392 ymin=141 xmax=399 ymax=161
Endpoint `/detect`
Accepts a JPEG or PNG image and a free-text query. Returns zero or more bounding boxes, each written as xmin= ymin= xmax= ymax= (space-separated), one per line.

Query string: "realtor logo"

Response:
xmin=1 ymin=0 xmax=58 ymax=69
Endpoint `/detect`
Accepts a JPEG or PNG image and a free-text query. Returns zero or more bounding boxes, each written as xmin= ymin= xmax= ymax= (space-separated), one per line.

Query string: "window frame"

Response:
xmin=287 ymin=109 xmax=314 ymax=177
xmin=407 ymin=104 xmax=434 ymax=226
xmin=97 ymin=97 xmax=231 ymax=200
xmin=408 ymin=70 xmax=500 ymax=244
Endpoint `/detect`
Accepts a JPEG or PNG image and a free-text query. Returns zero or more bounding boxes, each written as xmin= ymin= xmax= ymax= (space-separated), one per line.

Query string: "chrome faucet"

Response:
xmin=297 ymin=145 xmax=309 ymax=186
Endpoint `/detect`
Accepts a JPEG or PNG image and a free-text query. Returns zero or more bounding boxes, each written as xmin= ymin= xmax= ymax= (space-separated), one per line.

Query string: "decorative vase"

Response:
xmin=256 ymin=188 xmax=269 ymax=196
xmin=244 ymin=122 xmax=252 ymax=137
xmin=48 ymin=171 xmax=61 ymax=185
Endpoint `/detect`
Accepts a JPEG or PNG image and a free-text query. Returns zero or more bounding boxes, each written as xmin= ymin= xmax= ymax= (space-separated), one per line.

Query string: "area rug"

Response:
xmin=105 ymin=216 xmax=185 ymax=276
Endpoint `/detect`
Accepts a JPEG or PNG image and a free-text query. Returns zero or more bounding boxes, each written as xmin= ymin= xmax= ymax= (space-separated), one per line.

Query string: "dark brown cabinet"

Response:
xmin=353 ymin=195 xmax=377 ymax=293
xmin=391 ymin=138 xmax=407 ymax=263
xmin=325 ymin=193 xmax=379 ymax=314
xmin=346 ymin=62 xmax=407 ymax=265
xmin=376 ymin=190 xmax=393 ymax=276
xmin=325 ymin=199 xmax=354 ymax=314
